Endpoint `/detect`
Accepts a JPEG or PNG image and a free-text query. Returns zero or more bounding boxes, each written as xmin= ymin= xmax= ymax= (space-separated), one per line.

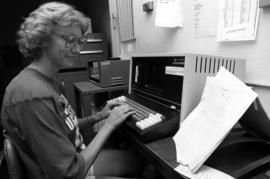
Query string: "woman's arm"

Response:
xmin=7 ymin=99 xmax=87 ymax=179
xmin=78 ymin=112 xmax=103 ymax=130
xmin=80 ymin=105 xmax=135 ymax=177
xmin=78 ymin=100 xmax=123 ymax=129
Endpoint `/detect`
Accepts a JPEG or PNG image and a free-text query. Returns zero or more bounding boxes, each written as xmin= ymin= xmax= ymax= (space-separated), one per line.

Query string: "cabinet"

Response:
xmin=56 ymin=33 xmax=108 ymax=112
xmin=79 ymin=33 xmax=108 ymax=67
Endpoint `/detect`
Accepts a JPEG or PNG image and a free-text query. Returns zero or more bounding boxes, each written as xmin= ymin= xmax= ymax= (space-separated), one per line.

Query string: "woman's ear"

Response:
xmin=40 ymin=42 xmax=48 ymax=49
xmin=41 ymin=37 xmax=50 ymax=48
xmin=42 ymin=41 xmax=48 ymax=47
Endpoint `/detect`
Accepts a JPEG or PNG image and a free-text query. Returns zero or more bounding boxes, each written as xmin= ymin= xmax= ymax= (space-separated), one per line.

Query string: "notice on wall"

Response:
xmin=193 ymin=0 xmax=217 ymax=39
xmin=155 ymin=0 xmax=184 ymax=28
xmin=217 ymin=0 xmax=260 ymax=41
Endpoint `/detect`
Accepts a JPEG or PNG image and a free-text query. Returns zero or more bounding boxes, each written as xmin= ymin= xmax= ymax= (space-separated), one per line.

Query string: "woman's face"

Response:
xmin=44 ymin=24 xmax=84 ymax=68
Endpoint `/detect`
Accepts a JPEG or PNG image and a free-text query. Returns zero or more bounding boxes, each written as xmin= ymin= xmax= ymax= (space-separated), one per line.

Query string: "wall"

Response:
xmin=120 ymin=0 xmax=270 ymax=115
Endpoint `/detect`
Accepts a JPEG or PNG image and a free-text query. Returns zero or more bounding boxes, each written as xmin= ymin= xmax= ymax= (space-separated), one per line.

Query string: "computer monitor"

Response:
xmin=130 ymin=56 xmax=184 ymax=111
xmin=88 ymin=59 xmax=130 ymax=87
xmin=130 ymin=54 xmax=246 ymax=123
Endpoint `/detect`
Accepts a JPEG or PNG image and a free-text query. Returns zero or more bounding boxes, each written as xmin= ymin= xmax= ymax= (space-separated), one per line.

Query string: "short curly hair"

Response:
xmin=17 ymin=2 xmax=91 ymax=59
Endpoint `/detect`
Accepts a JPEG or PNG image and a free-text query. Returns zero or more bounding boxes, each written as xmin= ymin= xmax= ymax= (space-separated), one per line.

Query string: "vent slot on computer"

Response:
xmin=195 ymin=56 xmax=236 ymax=75
xmin=111 ymin=77 xmax=124 ymax=85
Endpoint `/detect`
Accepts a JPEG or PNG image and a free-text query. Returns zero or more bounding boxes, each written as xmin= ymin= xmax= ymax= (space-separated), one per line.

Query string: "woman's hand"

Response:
xmin=104 ymin=104 xmax=135 ymax=131
xmin=98 ymin=100 xmax=124 ymax=121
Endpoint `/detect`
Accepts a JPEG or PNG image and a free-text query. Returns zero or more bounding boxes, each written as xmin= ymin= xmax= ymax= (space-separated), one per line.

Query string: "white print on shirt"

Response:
xmin=59 ymin=94 xmax=86 ymax=150
xmin=65 ymin=116 xmax=75 ymax=130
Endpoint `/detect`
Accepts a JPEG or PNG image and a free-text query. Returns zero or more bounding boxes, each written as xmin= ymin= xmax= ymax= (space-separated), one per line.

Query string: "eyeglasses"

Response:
xmin=53 ymin=32 xmax=87 ymax=50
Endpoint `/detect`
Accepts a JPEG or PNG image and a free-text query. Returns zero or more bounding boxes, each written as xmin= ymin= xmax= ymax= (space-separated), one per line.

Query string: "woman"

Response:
xmin=1 ymin=2 xmax=144 ymax=179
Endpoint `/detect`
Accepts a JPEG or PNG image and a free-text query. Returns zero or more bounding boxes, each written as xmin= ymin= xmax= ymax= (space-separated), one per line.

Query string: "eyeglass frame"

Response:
xmin=52 ymin=32 xmax=87 ymax=50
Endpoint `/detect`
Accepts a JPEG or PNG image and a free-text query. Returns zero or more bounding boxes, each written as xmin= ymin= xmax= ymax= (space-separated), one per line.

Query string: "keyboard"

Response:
xmin=108 ymin=95 xmax=180 ymax=142
xmin=108 ymin=96 xmax=165 ymax=130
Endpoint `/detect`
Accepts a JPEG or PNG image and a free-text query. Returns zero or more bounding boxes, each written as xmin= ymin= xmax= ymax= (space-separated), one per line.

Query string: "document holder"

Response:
xmin=205 ymin=98 xmax=270 ymax=179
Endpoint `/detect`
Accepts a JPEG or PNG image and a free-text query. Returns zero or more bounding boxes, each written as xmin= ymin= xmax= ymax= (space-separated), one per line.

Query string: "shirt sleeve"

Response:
xmin=6 ymin=97 xmax=86 ymax=179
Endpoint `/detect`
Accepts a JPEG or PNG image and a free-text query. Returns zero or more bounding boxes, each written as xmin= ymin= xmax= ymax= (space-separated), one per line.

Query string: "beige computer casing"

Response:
xmin=180 ymin=53 xmax=245 ymax=123
xmin=129 ymin=53 xmax=246 ymax=124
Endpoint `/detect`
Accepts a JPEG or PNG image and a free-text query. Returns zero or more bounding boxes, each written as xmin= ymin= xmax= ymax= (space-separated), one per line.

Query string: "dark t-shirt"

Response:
xmin=1 ymin=68 xmax=86 ymax=179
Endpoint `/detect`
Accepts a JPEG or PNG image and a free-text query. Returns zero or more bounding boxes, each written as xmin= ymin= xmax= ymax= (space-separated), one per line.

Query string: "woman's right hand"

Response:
xmin=104 ymin=104 xmax=135 ymax=131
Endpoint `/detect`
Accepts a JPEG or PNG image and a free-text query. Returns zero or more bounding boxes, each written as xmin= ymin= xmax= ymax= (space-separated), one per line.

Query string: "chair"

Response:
xmin=4 ymin=137 xmax=25 ymax=179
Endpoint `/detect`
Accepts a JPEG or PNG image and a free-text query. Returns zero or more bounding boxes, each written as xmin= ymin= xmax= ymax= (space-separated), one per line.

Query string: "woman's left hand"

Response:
xmin=98 ymin=100 xmax=123 ymax=121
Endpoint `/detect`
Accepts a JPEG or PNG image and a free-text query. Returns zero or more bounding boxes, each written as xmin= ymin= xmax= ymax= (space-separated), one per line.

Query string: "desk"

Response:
xmin=73 ymin=81 xmax=128 ymax=118
xmin=119 ymin=127 xmax=270 ymax=179
xmin=74 ymin=82 xmax=270 ymax=178
xmin=119 ymin=127 xmax=182 ymax=179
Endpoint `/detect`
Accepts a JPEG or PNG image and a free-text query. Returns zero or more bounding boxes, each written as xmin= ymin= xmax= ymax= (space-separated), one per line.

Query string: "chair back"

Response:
xmin=4 ymin=137 xmax=24 ymax=179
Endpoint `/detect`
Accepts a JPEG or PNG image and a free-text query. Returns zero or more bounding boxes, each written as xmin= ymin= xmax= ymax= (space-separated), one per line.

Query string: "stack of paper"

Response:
xmin=173 ymin=67 xmax=257 ymax=177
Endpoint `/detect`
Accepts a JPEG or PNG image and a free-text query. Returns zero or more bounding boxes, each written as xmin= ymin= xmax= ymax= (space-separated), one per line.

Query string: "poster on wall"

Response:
xmin=217 ymin=0 xmax=260 ymax=41
xmin=155 ymin=0 xmax=184 ymax=28
xmin=193 ymin=0 xmax=217 ymax=39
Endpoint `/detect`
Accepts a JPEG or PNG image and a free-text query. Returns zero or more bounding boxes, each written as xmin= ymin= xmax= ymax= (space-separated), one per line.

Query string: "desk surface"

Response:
xmin=120 ymin=127 xmax=270 ymax=179
xmin=73 ymin=81 xmax=128 ymax=94
xmin=119 ymin=127 xmax=182 ymax=179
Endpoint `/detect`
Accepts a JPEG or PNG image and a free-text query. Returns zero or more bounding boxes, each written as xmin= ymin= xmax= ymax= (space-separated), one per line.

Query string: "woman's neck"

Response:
xmin=28 ymin=56 xmax=59 ymax=79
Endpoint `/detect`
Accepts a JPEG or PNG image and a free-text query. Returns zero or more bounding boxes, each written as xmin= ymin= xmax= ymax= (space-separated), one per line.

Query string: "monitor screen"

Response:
xmin=131 ymin=56 xmax=184 ymax=110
